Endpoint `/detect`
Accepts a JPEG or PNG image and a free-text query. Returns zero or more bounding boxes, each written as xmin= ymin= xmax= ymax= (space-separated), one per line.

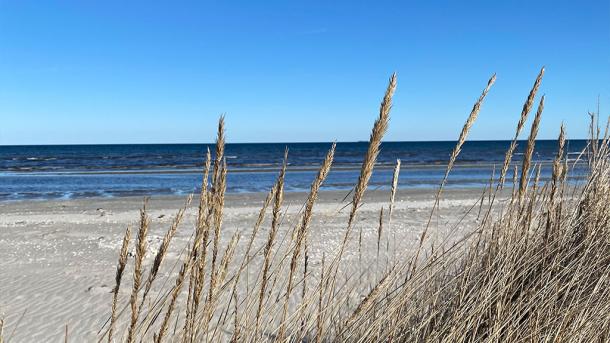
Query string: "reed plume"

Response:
xmin=545 ymin=124 xmax=566 ymax=241
xmin=330 ymin=73 xmax=396 ymax=293
xmin=108 ymin=225 xmax=132 ymax=343
xmin=498 ymin=67 xmax=545 ymax=187
xmin=126 ymin=199 xmax=151 ymax=343
xmin=413 ymin=73 xmax=496 ymax=273
xmin=208 ymin=116 xmax=227 ymax=305
xmin=254 ymin=149 xmax=288 ymax=338
xmin=348 ymin=74 xmax=395 ymax=230
xmin=278 ymin=143 xmax=335 ymax=340
xmin=518 ymin=95 xmax=545 ymax=203
xmin=437 ymin=74 xmax=496 ymax=198
xmin=185 ymin=117 xmax=226 ymax=342
xmin=182 ymin=147 xmax=212 ymax=342
xmin=140 ymin=195 xmax=192 ymax=310
xmin=206 ymin=158 xmax=228 ymax=305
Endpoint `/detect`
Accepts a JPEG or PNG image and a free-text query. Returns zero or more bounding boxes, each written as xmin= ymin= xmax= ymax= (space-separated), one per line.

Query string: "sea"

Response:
xmin=0 ymin=141 xmax=589 ymax=201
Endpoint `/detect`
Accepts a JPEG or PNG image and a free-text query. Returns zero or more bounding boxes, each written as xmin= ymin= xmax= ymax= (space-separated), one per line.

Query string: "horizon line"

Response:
xmin=0 ymin=138 xmax=590 ymax=147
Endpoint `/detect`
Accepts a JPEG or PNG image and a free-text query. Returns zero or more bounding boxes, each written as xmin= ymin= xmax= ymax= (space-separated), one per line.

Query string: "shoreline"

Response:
xmin=1 ymin=160 xmax=567 ymax=175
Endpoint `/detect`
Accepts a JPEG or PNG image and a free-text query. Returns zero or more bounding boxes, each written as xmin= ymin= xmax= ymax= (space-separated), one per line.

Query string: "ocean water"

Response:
xmin=0 ymin=141 xmax=589 ymax=201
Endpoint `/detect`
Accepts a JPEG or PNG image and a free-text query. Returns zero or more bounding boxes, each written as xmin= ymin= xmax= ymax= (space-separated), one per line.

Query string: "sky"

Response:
xmin=0 ymin=0 xmax=608 ymax=145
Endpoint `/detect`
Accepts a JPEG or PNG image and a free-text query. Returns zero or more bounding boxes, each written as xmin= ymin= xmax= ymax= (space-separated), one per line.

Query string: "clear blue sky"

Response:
xmin=1 ymin=1 xmax=608 ymax=145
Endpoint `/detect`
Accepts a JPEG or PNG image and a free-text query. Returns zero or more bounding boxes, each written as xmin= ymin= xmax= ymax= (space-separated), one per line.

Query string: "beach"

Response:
xmin=0 ymin=188 xmax=485 ymax=341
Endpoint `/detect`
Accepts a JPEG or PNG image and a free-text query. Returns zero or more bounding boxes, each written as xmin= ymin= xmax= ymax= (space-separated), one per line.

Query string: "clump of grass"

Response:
xmin=95 ymin=69 xmax=610 ymax=343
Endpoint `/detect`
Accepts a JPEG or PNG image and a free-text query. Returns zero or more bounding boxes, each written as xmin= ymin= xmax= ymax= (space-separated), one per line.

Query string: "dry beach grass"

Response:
xmin=2 ymin=69 xmax=610 ymax=342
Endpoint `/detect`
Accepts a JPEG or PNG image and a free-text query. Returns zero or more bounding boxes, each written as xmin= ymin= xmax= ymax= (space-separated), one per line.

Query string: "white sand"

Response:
xmin=0 ymin=188 xmax=485 ymax=342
